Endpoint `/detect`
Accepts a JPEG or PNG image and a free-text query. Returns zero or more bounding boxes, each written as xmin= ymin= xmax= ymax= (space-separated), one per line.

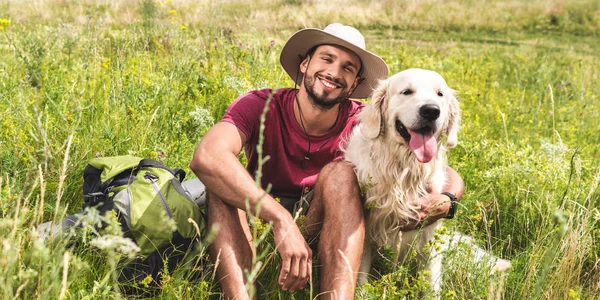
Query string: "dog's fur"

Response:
xmin=344 ymin=68 xmax=508 ymax=293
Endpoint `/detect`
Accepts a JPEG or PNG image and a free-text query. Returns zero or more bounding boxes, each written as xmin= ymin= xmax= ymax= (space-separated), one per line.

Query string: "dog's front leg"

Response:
xmin=357 ymin=242 xmax=373 ymax=285
xmin=425 ymin=245 xmax=443 ymax=298
xmin=419 ymin=222 xmax=443 ymax=298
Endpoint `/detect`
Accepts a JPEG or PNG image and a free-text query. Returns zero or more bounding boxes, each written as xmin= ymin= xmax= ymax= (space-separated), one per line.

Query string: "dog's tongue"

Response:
xmin=408 ymin=130 xmax=437 ymax=163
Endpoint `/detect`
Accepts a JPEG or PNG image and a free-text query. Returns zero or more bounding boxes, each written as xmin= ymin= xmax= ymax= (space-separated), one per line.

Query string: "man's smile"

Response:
xmin=317 ymin=75 xmax=344 ymax=90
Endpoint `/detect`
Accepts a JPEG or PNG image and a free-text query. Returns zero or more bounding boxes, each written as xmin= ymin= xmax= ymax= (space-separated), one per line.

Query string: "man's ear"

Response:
xmin=347 ymin=77 xmax=362 ymax=98
xmin=299 ymin=56 xmax=309 ymax=74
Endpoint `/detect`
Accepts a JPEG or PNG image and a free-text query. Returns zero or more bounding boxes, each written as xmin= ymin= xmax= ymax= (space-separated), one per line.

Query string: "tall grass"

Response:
xmin=0 ymin=0 xmax=599 ymax=298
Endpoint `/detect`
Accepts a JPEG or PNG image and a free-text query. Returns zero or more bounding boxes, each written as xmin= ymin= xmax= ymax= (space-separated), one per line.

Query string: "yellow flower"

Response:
xmin=0 ymin=19 xmax=9 ymax=30
xmin=568 ymin=289 xmax=581 ymax=300
xmin=101 ymin=58 xmax=110 ymax=69
xmin=140 ymin=275 xmax=153 ymax=287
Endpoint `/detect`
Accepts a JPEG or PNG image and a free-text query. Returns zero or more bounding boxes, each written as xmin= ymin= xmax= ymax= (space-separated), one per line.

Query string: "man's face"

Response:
xmin=300 ymin=45 xmax=362 ymax=109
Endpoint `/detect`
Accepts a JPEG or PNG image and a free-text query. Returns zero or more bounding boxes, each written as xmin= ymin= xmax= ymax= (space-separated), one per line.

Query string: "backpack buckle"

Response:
xmin=84 ymin=192 xmax=108 ymax=206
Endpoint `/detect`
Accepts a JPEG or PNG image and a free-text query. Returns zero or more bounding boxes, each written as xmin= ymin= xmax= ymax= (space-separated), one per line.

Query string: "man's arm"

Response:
xmin=443 ymin=165 xmax=465 ymax=199
xmin=402 ymin=165 xmax=465 ymax=231
xmin=191 ymin=122 xmax=279 ymax=216
xmin=190 ymin=122 xmax=312 ymax=292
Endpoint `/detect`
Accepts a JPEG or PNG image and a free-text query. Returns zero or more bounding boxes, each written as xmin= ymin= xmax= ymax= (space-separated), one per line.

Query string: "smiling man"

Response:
xmin=190 ymin=23 xmax=464 ymax=299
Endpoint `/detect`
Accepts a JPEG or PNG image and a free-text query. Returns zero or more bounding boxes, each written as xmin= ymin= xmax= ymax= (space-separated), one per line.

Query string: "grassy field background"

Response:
xmin=0 ymin=0 xmax=599 ymax=299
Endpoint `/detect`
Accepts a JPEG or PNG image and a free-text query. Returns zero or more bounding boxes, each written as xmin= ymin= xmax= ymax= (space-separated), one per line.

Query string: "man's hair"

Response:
xmin=305 ymin=45 xmax=320 ymax=59
xmin=303 ymin=44 xmax=364 ymax=78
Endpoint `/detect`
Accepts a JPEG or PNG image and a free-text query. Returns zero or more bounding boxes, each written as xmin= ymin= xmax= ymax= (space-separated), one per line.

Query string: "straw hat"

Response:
xmin=280 ymin=23 xmax=389 ymax=99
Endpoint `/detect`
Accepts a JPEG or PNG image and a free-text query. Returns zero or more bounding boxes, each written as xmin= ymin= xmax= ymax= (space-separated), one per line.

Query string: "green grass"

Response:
xmin=1 ymin=0 xmax=599 ymax=298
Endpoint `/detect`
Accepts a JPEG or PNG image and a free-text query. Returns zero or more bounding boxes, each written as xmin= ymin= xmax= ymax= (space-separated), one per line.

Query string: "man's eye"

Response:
xmin=402 ymin=89 xmax=413 ymax=95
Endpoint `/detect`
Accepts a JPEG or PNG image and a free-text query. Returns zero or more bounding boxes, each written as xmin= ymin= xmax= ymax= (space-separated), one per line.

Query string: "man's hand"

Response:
xmin=414 ymin=192 xmax=452 ymax=225
xmin=400 ymin=166 xmax=464 ymax=231
xmin=401 ymin=193 xmax=452 ymax=231
xmin=273 ymin=217 xmax=312 ymax=293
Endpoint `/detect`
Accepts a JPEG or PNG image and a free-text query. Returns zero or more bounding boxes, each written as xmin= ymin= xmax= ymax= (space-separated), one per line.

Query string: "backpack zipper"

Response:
xmin=144 ymin=172 xmax=174 ymax=219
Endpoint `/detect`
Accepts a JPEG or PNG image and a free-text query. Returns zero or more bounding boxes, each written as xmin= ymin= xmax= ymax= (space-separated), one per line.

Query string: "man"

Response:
xmin=190 ymin=23 xmax=464 ymax=299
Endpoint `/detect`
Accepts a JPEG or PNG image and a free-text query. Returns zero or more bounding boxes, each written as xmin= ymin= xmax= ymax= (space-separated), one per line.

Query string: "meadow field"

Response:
xmin=0 ymin=0 xmax=599 ymax=298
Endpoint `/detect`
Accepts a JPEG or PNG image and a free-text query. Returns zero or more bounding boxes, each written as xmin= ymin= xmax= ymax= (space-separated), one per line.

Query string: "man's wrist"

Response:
xmin=259 ymin=195 xmax=293 ymax=227
xmin=442 ymin=192 xmax=458 ymax=219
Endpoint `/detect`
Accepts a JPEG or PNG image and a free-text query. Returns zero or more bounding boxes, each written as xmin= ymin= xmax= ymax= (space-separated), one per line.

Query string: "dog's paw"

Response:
xmin=493 ymin=258 xmax=512 ymax=272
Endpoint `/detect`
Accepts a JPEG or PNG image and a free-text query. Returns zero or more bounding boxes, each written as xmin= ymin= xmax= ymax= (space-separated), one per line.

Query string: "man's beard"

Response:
xmin=304 ymin=73 xmax=352 ymax=110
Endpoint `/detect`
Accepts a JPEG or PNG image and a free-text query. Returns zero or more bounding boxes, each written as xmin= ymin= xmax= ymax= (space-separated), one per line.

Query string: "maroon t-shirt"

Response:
xmin=221 ymin=88 xmax=363 ymax=198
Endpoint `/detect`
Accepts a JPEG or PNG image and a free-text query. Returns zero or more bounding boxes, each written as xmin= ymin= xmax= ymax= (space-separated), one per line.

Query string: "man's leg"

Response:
xmin=304 ymin=161 xmax=365 ymax=299
xmin=207 ymin=191 xmax=255 ymax=300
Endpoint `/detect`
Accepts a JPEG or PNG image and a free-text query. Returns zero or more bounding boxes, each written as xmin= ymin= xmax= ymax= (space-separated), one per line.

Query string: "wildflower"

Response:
xmin=91 ymin=234 xmax=141 ymax=259
xmin=189 ymin=106 xmax=215 ymax=129
xmin=569 ymin=288 xmax=581 ymax=300
xmin=101 ymin=58 xmax=110 ymax=69
xmin=140 ymin=275 xmax=153 ymax=288
xmin=0 ymin=18 xmax=10 ymax=30
xmin=445 ymin=290 xmax=457 ymax=299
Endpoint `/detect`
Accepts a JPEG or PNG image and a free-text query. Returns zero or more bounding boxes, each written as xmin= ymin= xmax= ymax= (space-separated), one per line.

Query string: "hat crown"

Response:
xmin=323 ymin=23 xmax=366 ymax=50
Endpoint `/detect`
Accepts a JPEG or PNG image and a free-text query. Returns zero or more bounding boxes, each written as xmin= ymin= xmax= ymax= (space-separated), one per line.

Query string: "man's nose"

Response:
xmin=324 ymin=64 xmax=343 ymax=80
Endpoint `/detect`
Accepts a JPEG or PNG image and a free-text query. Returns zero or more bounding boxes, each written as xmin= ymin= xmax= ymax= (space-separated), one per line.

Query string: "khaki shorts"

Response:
xmin=277 ymin=190 xmax=314 ymax=216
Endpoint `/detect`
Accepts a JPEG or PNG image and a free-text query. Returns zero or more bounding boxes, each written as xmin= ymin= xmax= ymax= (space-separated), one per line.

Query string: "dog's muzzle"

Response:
xmin=395 ymin=104 xmax=441 ymax=163
xmin=419 ymin=104 xmax=440 ymax=121
xmin=395 ymin=103 xmax=440 ymax=142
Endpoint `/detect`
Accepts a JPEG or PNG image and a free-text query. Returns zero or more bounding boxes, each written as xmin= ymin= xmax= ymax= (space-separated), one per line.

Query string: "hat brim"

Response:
xmin=280 ymin=28 xmax=388 ymax=99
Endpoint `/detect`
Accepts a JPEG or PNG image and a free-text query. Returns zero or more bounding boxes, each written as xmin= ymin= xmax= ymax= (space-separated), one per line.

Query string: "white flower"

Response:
xmin=91 ymin=235 xmax=140 ymax=259
xmin=189 ymin=106 xmax=215 ymax=130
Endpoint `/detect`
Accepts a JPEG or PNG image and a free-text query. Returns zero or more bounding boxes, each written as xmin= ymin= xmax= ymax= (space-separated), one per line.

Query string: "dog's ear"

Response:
xmin=446 ymin=89 xmax=461 ymax=148
xmin=361 ymin=79 xmax=389 ymax=139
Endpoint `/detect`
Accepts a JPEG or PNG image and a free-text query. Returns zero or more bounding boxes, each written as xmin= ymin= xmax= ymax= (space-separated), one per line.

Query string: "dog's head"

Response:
xmin=360 ymin=68 xmax=461 ymax=163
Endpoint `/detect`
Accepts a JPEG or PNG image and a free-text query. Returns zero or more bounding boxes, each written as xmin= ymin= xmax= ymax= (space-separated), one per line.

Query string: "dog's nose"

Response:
xmin=419 ymin=104 xmax=440 ymax=121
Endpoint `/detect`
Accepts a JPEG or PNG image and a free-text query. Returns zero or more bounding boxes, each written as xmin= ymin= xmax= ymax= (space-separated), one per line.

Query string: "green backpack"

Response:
xmin=82 ymin=155 xmax=205 ymax=257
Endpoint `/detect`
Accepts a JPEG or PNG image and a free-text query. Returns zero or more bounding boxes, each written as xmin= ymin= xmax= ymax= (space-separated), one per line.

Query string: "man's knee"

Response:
xmin=206 ymin=190 xmax=237 ymax=220
xmin=317 ymin=161 xmax=358 ymax=188
xmin=315 ymin=161 xmax=363 ymax=213
xmin=206 ymin=190 xmax=255 ymax=253
xmin=206 ymin=191 xmax=252 ymax=236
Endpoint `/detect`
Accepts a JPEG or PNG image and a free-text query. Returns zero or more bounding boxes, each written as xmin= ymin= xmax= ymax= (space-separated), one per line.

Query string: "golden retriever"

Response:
xmin=344 ymin=68 xmax=509 ymax=294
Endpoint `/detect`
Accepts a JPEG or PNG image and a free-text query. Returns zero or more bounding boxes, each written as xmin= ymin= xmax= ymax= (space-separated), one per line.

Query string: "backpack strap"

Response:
xmin=82 ymin=164 xmax=104 ymax=195
xmin=171 ymin=167 xmax=186 ymax=183
xmin=137 ymin=159 xmax=186 ymax=182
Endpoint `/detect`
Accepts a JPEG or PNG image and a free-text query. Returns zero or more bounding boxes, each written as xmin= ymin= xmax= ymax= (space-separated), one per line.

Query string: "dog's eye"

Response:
xmin=437 ymin=91 xmax=444 ymax=97
xmin=401 ymin=89 xmax=413 ymax=95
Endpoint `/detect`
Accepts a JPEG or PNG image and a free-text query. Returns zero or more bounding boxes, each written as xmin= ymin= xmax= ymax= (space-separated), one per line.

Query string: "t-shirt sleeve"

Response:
xmin=220 ymin=90 xmax=270 ymax=143
xmin=333 ymin=101 xmax=364 ymax=161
